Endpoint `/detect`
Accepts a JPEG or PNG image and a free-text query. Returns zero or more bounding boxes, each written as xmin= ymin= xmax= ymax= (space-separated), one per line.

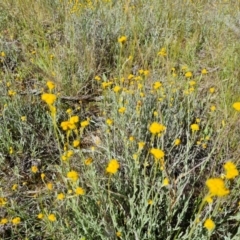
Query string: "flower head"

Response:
xmin=57 ymin=193 xmax=65 ymax=200
xmin=31 ymin=166 xmax=38 ymax=173
xmin=106 ymin=159 xmax=120 ymax=174
xmin=46 ymin=81 xmax=55 ymax=91
xmin=0 ymin=218 xmax=8 ymax=224
xmin=174 ymin=138 xmax=181 ymax=146
xmin=190 ymin=124 xmax=199 ymax=132
xmin=223 ymin=161 xmax=239 ymax=179
xmin=12 ymin=217 xmax=21 ymax=225
xmin=204 ymin=218 xmax=215 ymax=231
xmin=41 ymin=93 xmax=57 ymax=105
xmin=48 ymin=214 xmax=56 ymax=222
xmin=150 ymin=148 xmax=164 ymax=159
xmin=205 ymin=178 xmax=229 ymax=197
xmin=118 ymin=36 xmax=127 ymax=44
xmin=37 ymin=213 xmax=44 ymax=219
xmin=233 ymin=102 xmax=240 ymax=111
xmin=75 ymin=187 xmax=85 ymax=195
xmin=185 ymin=71 xmax=193 ymax=78
xmin=149 ymin=122 xmax=166 ymax=134
xmin=67 ymin=170 xmax=79 ymax=182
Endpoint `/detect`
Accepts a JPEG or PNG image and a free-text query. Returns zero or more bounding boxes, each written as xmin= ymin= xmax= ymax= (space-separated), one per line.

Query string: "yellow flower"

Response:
xmin=157 ymin=47 xmax=167 ymax=56
xmin=201 ymin=68 xmax=208 ymax=74
xmin=81 ymin=119 xmax=90 ymax=128
xmin=48 ymin=214 xmax=56 ymax=222
xmin=47 ymin=182 xmax=53 ymax=191
xmin=70 ymin=116 xmax=79 ymax=124
xmin=132 ymin=153 xmax=138 ymax=160
xmin=204 ymin=218 xmax=215 ymax=231
xmin=106 ymin=159 xmax=120 ymax=174
xmin=118 ymin=107 xmax=126 ymax=114
xmin=190 ymin=124 xmax=199 ymax=132
xmin=149 ymin=122 xmax=166 ymax=134
xmin=46 ymin=81 xmax=55 ymax=91
xmin=8 ymin=90 xmax=16 ymax=96
xmin=138 ymin=141 xmax=145 ymax=150
xmin=41 ymin=173 xmax=45 ymax=181
xmin=75 ymin=187 xmax=85 ymax=195
xmin=9 ymin=147 xmax=13 ymax=154
xmin=209 ymin=87 xmax=215 ymax=93
xmin=37 ymin=213 xmax=44 ymax=219
xmin=204 ymin=195 xmax=213 ymax=204
xmin=116 ymin=231 xmax=122 ymax=237
xmin=94 ymin=75 xmax=101 ymax=81
xmin=84 ymin=158 xmax=93 ymax=165
xmin=31 ymin=166 xmax=38 ymax=173
xmin=210 ymin=105 xmax=216 ymax=112
xmin=12 ymin=184 xmax=18 ymax=191
xmin=21 ymin=116 xmax=27 ymax=121
xmin=60 ymin=121 xmax=76 ymax=131
xmin=174 ymin=138 xmax=181 ymax=146
xmin=0 ymin=218 xmax=8 ymax=224
xmin=150 ymin=148 xmax=165 ymax=159
xmin=67 ymin=170 xmax=79 ymax=182
xmin=12 ymin=217 xmax=21 ymax=225
xmin=0 ymin=197 xmax=7 ymax=207
xmin=73 ymin=140 xmax=80 ymax=148
xmin=118 ymin=36 xmax=127 ymax=44
xmin=153 ymin=81 xmax=162 ymax=90
xmin=143 ymin=70 xmax=150 ymax=76
xmin=233 ymin=102 xmax=240 ymax=111
xmin=185 ymin=71 xmax=192 ymax=78
xmin=1 ymin=51 xmax=5 ymax=57
xmin=113 ymin=86 xmax=121 ymax=93
xmin=41 ymin=93 xmax=57 ymax=105
xmin=148 ymin=199 xmax=153 ymax=205
xmin=57 ymin=193 xmax=65 ymax=200
xmin=205 ymin=178 xmax=229 ymax=197
xmin=162 ymin=178 xmax=169 ymax=186
xmin=106 ymin=119 xmax=113 ymax=126
xmin=223 ymin=161 xmax=239 ymax=179
xmin=189 ymin=80 xmax=196 ymax=86
xmin=129 ymin=136 xmax=134 ymax=142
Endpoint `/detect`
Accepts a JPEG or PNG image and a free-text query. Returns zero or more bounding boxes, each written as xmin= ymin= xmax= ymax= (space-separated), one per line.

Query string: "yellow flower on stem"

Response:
xmin=106 ymin=159 xmax=120 ymax=174
xmin=48 ymin=214 xmax=56 ymax=222
xmin=37 ymin=213 xmax=44 ymax=219
xmin=0 ymin=197 xmax=7 ymax=207
xmin=41 ymin=93 xmax=57 ymax=105
xmin=190 ymin=124 xmax=199 ymax=132
xmin=150 ymin=148 xmax=165 ymax=159
xmin=223 ymin=161 xmax=239 ymax=179
xmin=118 ymin=36 xmax=127 ymax=44
xmin=46 ymin=81 xmax=55 ymax=91
xmin=57 ymin=193 xmax=65 ymax=200
xmin=149 ymin=122 xmax=166 ymax=135
xmin=204 ymin=218 xmax=215 ymax=231
xmin=67 ymin=170 xmax=79 ymax=182
xmin=31 ymin=166 xmax=38 ymax=173
xmin=233 ymin=102 xmax=240 ymax=111
xmin=185 ymin=71 xmax=193 ymax=78
xmin=81 ymin=119 xmax=90 ymax=128
xmin=0 ymin=218 xmax=8 ymax=224
xmin=12 ymin=217 xmax=21 ymax=225
xmin=205 ymin=178 xmax=229 ymax=197
xmin=75 ymin=187 xmax=85 ymax=195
